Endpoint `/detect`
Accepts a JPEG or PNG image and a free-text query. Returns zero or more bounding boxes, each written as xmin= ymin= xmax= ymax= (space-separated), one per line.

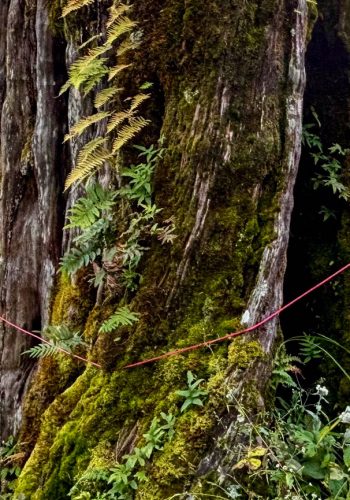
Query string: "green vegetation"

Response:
xmin=60 ymin=0 xmax=150 ymax=190
xmin=23 ymin=325 xmax=86 ymax=360
xmin=303 ymin=112 xmax=350 ymax=220
xmin=0 ymin=436 xmax=22 ymax=498
xmin=175 ymin=371 xmax=208 ymax=413
xmin=14 ymin=0 xmax=341 ymax=498
xmin=99 ymin=306 xmax=140 ymax=334
xmin=227 ymin=383 xmax=350 ymax=499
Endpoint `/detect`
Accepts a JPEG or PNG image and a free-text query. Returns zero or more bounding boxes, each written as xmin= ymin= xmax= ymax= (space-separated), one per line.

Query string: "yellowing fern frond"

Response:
xmin=65 ymin=147 xmax=112 ymax=190
xmin=78 ymin=34 xmax=101 ymax=51
xmin=76 ymin=137 xmax=106 ymax=164
xmin=94 ymin=87 xmax=123 ymax=108
xmin=112 ymin=117 xmax=150 ymax=153
xmin=64 ymin=112 xmax=110 ymax=142
xmin=107 ymin=3 xmax=132 ymax=28
xmin=62 ymin=0 xmax=94 ymax=17
xmin=129 ymin=93 xmax=150 ymax=113
xmin=117 ymin=39 xmax=139 ymax=57
xmin=106 ymin=17 xmax=137 ymax=46
xmin=107 ymin=111 xmax=132 ymax=134
xmin=108 ymin=63 xmax=132 ymax=82
xmin=76 ymin=45 xmax=112 ymax=68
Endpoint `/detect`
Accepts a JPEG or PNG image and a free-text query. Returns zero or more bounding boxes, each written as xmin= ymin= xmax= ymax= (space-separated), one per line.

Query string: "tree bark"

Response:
xmin=0 ymin=0 xmax=348 ymax=498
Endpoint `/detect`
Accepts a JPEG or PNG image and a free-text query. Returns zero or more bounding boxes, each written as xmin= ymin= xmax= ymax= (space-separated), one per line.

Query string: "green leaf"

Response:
xmin=99 ymin=306 xmax=140 ymax=333
xmin=343 ymin=447 xmax=350 ymax=468
xmin=302 ymin=460 xmax=326 ymax=480
xmin=23 ymin=343 xmax=60 ymax=359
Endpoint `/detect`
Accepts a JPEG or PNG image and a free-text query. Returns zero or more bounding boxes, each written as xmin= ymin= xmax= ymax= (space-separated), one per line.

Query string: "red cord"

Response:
xmin=123 ymin=261 xmax=350 ymax=369
xmin=0 ymin=315 xmax=102 ymax=368
xmin=1 ymin=262 xmax=350 ymax=371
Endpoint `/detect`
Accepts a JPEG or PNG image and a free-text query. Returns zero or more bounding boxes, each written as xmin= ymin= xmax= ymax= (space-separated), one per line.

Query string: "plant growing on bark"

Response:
xmin=303 ymin=112 xmax=350 ymax=219
xmin=69 ymin=412 xmax=176 ymax=499
xmin=23 ymin=325 xmax=86 ymax=360
xmin=61 ymin=0 xmax=150 ymax=190
xmin=0 ymin=436 xmax=23 ymax=498
xmin=61 ymin=144 xmax=176 ymax=297
xmin=99 ymin=306 xmax=139 ymax=333
xmin=176 ymin=371 xmax=208 ymax=412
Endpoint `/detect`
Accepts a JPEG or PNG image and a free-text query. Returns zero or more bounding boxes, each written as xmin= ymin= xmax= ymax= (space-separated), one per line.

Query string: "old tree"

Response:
xmin=1 ymin=0 xmax=350 ymax=497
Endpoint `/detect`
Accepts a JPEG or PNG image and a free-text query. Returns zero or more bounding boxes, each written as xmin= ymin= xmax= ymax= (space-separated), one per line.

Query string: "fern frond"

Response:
xmin=78 ymin=34 xmax=101 ymax=51
xmin=64 ymin=111 xmax=110 ymax=142
xmin=60 ymin=58 xmax=109 ymax=95
xmin=60 ymin=245 xmax=102 ymax=275
xmin=106 ymin=17 xmax=137 ymax=46
xmin=129 ymin=93 xmax=151 ymax=113
xmin=99 ymin=306 xmax=140 ymax=333
xmin=112 ymin=117 xmax=150 ymax=153
xmin=62 ymin=0 xmax=94 ymax=17
xmin=59 ymin=80 xmax=71 ymax=96
xmin=106 ymin=110 xmax=132 ymax=134
xmin=65 ymin=183 xmax=116 ymax=229
xmin=23 ymin=343 xmax=60 ymax=359
xmin=107 ymin=3 xmax=132 ymax=28
xmin=73 ymin=45 xmax=111 ymax=71
xmin=65 ymin=148 xmax=112 ymax=190
xmin=75 ymin=137 xmax=106 ymax=164
xmin=94 ymin=87 xmax=123 ymax=108
xmin=117 ymin=38 xmax=139 ymax=57
xmin=108 ymin=63 xmax=132 ymax=81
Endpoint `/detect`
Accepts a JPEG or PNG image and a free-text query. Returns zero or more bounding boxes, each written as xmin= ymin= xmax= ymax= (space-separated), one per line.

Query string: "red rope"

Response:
xmin=1 ymin=262 xmax=350 ymax=371
xmin=123 ymin=261 xmax=350 ymax=369
xmin=0 ymin=315 xmax=102 ymax=369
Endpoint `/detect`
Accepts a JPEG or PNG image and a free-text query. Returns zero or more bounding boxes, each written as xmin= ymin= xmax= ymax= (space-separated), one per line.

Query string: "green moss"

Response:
xmin=228 ymin=339 xmax=265 ymax=369
xmin=15 ymin=0 xmax=295 ymax=496
xmin=51 ymin=273 xmax=93 ymax=328
xmin=48 ymin=0 xmax=65 ymax=36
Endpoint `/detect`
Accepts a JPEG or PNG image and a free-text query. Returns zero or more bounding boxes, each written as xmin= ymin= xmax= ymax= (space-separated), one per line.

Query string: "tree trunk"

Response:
xmin=0 ymin=0 xmax=348 ymax=498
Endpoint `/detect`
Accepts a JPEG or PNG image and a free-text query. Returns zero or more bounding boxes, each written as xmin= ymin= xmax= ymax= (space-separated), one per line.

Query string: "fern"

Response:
xmin=117 ymin=39 xmax=139 ymax=57
xmin=65 ymin=149 xmax=112 ymax=191
xmin=108 ymin=63 xmax=132 ymax=81
xmin=106 ymin=110 xmax=131 ymax=134
xmin=74 ymin=218 xmax=112 ymax=246
xmin=94 ymin=87 xmax=123 ymax=108
xmin=107 ymin=3 xmax=132 ymax=28
xmin=75 ymin=137 xmax=106 ymax=164
xmin=112 ymin=117 xmax=150 ymax=153
xmin=272 ymin=350 xmax=302 ymax=389
xmin=23 ymin=325 xmax=85 ymax=359
xmin=299 ymin=335 xmax=323 ymax=363
xmin=60 ymin=245 xmax=102 ymax=275
xmin=99 ymin=306 xmax=140 ymax=333
xmin=65 ymin=183 xmax=117 ymax=229
xmin=60 ymin=59 xmax=109 ymax=96
xmin=78 ymin=34 xmax=102 ymax=51
xmin=106 ymin=17 xmax=137 ymax=46
xmin=62 ymin=0 xmax=94 ymax=17
xmin=64 ymin=112 xmax=110 ymax=142
xmin=23 ymin=343 xmax=60 ymax=359
xmin=45 ymin=325 xmax=85 ymax=348
xmin=129 ymin=93 xmax=150 ymax=113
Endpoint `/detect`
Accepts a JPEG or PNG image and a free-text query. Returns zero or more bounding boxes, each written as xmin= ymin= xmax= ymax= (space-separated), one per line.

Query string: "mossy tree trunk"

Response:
xmin=0 ymin=0 xmax=323 ymax=497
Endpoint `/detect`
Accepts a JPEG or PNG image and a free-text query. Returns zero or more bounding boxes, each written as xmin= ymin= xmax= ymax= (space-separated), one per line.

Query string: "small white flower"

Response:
xmin=339 ymin=406 xmax=350 ymax=424
xmin=236 ymin=414 xmax=245 ymax=424
xmin=315 ymin=384 xmax=329 ymax=397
